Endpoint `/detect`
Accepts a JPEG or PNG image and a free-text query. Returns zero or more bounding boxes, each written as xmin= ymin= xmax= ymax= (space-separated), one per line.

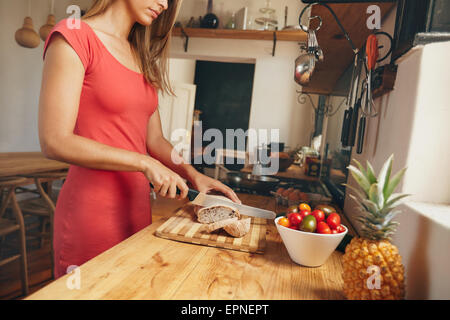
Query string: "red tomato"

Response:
xmin=326 ymin=213 xmax=341 ymax=229
xmin=288 ymin=213 xmax=303 ymax=226
xmin=311 ymin=209 xmax=325 ymax=223
xmin=336 ymin=225 xmax=346 ymax=233
xmin=316 ymin=221 xmax=331 ymax=234
xmin=331 ymin=229 xmax=339 ymax=234
xmin=278 ymin=217 xmax=291 ymax=228
xmin=299 ymin=209 xmax=311 ymax=218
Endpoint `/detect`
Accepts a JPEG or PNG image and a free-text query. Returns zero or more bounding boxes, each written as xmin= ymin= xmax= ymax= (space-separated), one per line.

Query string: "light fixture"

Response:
xmin=15 ymin=0 xmax=40 ymax=48
xmin=39 ymin=0 xmax=56 ymax=42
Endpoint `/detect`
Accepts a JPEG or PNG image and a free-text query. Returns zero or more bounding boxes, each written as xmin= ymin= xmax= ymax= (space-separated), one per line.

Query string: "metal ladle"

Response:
xmin=294 ymin=20 xmax=322 ymax=86
xmin=295 ymin=2 xmax=359 ymax=86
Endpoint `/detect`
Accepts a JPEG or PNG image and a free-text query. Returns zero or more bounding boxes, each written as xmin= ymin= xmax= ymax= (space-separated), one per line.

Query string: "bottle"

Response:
xmin=225 ymin=12 xmax=236 ymax=29
xmin=201 ymin=0 xmax=219 ymax=29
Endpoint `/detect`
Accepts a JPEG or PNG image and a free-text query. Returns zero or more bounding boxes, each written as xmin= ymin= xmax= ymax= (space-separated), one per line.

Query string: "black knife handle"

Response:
xmin=340 ymin=109 xmax=351 ymax=146
xmin=348 ymin=98 xmax=361 ymax=146
xmin=357 ymin=116 xmax=366 ymax=154
xmin=149 ymin=183 xmax=199 ymax=201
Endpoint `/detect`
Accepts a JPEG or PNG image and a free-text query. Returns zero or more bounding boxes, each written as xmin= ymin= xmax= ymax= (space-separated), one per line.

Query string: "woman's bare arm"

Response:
xmin=39 ymin=34 xmax=188 ymax=197
xmin=146 ymin=109 xmax=241 ymax=203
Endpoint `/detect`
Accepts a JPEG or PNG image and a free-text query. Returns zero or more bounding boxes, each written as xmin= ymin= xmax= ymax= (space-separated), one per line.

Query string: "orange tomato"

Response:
xmin=298 ymin=203 xmax=311 ymax=212
xmin=278 ymin=217 xmax=291 ymax=228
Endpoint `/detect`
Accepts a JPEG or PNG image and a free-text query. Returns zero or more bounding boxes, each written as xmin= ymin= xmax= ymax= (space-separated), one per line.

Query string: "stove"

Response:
xmin=223 ymin=178 xmax=331 ymax=198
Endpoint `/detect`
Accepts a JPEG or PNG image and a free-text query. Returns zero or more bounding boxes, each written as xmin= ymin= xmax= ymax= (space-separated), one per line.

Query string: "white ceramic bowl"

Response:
xmin=275 ymin=216 xmax=348 ymax=267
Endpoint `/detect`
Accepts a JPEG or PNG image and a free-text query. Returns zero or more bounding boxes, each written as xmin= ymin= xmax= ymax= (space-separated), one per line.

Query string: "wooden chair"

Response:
xmin=18 ymin=170 xmax=67 ymax=279
xmin=0 ymin=176 xmax=29 ymax=296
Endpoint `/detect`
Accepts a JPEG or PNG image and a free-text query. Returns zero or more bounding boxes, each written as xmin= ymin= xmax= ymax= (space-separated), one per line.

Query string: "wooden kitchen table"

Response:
xmin=26 ymin=193 xmax=354 ymax=300
xmin=0 ymin=152 xmax=69 ymax=178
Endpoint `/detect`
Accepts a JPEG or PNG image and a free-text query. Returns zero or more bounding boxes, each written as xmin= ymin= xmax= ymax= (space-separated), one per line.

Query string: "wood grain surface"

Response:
xmin=172 ymin=27 xmax=307 ymax=42
xmin=155 ymin=205 xmax=267 ymax=254
xmin=26 ymin=193 xmax=352 ymax=300
xmin=0 ymin=152 xmax=69 ymax=178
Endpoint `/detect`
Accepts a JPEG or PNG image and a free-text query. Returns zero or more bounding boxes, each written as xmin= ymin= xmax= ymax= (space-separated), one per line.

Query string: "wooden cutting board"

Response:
xmin=155 ymin=204 xmax=267 ymax=254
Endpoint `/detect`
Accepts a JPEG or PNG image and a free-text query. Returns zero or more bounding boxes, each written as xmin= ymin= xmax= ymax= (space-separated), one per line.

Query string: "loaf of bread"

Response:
xmin=195 ymin=205 xmax=240 ymax=224
xmin=223 ymin=218 xmax=251 ymax=238
xmin=202 ymin=217 xmax=239 ymax=233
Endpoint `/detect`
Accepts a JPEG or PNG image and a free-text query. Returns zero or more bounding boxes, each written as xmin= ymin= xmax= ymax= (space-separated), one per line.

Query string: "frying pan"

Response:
xmin=225 ymin=171 xmax=280 ymax=193
xmin=217 ymin=163 xmax=279 ymax=192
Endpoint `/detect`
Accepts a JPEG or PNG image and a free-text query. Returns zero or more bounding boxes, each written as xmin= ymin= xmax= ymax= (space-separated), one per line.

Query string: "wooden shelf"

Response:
xmin=301 ymin=2 xmax=396 ymax=95
xmin=172 ymin=27 xmax=307 ymax=42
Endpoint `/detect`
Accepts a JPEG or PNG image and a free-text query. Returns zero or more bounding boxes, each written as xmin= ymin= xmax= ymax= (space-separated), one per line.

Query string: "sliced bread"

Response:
xmin=202 ymin=217 xmax=239 ymax=233
xmin=195 ymin=205 xmax=240 ymax=224
xmin=223 ymin=218 xmax=251 ymax=238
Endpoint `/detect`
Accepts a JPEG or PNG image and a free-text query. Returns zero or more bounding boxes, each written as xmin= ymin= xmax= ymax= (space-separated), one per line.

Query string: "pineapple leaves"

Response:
xmin=347 ymin=165 xmax=371 ymax=195
xmin=343 ymin=183 xmax=366 ymax=202
xmin=365 ymin=161 xmax=378 ymax=184
xmin=385 ymin=193 xmax=410 ymax=209
xmin=384 ymin=167 xmax=407 ymax=201
xmin=368 ymin=183 xmax=384 ymax=210
xmin=352 ymin=159 xmax=367 ymax=177
xmin=378 ymin=154 xmax=393 ymax=203
xmin=349 ymin=155 xmax=409 ymax=241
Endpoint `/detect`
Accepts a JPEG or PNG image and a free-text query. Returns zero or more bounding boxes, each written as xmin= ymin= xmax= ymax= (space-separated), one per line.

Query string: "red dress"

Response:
xmin=43 ymin=19 xmax=158 ymax=279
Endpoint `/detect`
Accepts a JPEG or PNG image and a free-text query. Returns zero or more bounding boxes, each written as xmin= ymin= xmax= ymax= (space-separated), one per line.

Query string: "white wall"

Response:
xmin=0 ymin=0 xmax=92 ymax=152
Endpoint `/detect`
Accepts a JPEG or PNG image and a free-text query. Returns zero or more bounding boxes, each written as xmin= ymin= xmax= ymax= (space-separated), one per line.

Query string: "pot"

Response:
xmin=225 ymin=171 xmax=279 ymax=193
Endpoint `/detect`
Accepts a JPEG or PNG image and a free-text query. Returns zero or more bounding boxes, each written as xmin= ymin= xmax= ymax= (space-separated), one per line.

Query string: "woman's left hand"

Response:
xmin=190 ymin=173 xmax=242 ymax=204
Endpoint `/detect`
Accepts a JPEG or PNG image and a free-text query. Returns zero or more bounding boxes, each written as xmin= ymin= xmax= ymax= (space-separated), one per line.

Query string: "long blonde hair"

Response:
xmin=83 ymin=0 xmax=181 ymax=95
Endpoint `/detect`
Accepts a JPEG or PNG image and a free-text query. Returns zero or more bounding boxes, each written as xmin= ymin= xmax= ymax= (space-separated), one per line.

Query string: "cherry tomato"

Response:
xmin=288 ymin=212 xmax=303 ymax=226
xmin=287 ymin=205 xmax=299 ymax=213
xmin=289 ymin=225 xmax=298 ymax=230
xmin=298 ymin=203 xmax=311 ymax=212
xmin=299 ymin=209 xmax=311 ymax=219
xmin=331 ymin=229 xmax=339 ymax=234
xmin=326 ymin=213 xmax=341 ymax=230
xmin=311 ymin=209 xmax=325 ymax=223
xmin=278 ymin=217 xmax=291 ymax=228
xmin=316 ymin=221 xmax=331 ymax=234
xmin=336 ymin=225 xmax=346 ymax=233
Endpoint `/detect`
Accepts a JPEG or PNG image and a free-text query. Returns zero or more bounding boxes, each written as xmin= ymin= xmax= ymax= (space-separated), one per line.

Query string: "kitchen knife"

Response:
xmin=348 ymin=97 xmax=361 ymax=147
xmin=340 ymin=108 xmax=351 ymax=147
xmin=150 ymin=183 xmax=276 ymax=219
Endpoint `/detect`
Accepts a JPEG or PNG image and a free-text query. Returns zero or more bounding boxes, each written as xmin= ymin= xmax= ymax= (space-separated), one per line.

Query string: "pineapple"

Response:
xmin=342 ymin=155 xmax=408 ymax=300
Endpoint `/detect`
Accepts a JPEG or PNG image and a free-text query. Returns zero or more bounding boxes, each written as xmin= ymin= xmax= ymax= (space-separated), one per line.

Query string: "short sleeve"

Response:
xmin=43 ymin=19 xmax=92 ymax=71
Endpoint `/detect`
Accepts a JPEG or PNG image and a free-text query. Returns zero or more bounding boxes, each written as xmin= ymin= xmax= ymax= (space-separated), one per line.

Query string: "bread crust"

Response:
xmin=223 ymin=218 xmax=251 ymax=238
xmin=202 ymin=217 xmax=239 ymax=233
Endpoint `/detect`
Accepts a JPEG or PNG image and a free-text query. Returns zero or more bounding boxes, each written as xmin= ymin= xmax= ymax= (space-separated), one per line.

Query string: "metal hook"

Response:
xmin=300 ymin=15 xmax=323 ymax=32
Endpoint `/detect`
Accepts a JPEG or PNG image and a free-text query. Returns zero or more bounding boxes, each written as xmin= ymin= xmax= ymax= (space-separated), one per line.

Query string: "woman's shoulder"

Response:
xmin=44 ymin=18 xmax=97 ymax=70
xmin=49 ymin=18 xmax=93 ymax=38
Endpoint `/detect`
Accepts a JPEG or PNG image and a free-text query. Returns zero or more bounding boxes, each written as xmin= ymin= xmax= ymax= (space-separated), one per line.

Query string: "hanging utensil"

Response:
xmin=347 ymin=51 xmax=364 ymax=147
xmin=294 ymin=22 xmax=322 ymax=86
xmin=357 ymin=34 xmax=379 ymax=154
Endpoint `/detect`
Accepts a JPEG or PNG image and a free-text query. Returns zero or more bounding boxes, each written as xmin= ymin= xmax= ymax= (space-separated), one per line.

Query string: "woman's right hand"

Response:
xmin=142 ymin=157 xmax=189 ymax=200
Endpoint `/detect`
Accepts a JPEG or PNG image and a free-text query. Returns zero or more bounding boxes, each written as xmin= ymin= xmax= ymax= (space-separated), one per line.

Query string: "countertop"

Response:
xmin=26 ymin=193 xmax=354 ymax=300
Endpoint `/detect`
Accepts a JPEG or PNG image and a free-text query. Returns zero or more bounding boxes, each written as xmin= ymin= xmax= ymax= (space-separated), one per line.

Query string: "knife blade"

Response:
xmin=190 ymin=192 xmax=276 ymax=220
xmin=150 ymin=183 xmax=276 ymax=219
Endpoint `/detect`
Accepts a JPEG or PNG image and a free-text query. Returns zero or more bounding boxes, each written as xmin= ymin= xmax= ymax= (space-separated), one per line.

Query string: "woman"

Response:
xmin=39 ymin=0 xmax=240 ymax=279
